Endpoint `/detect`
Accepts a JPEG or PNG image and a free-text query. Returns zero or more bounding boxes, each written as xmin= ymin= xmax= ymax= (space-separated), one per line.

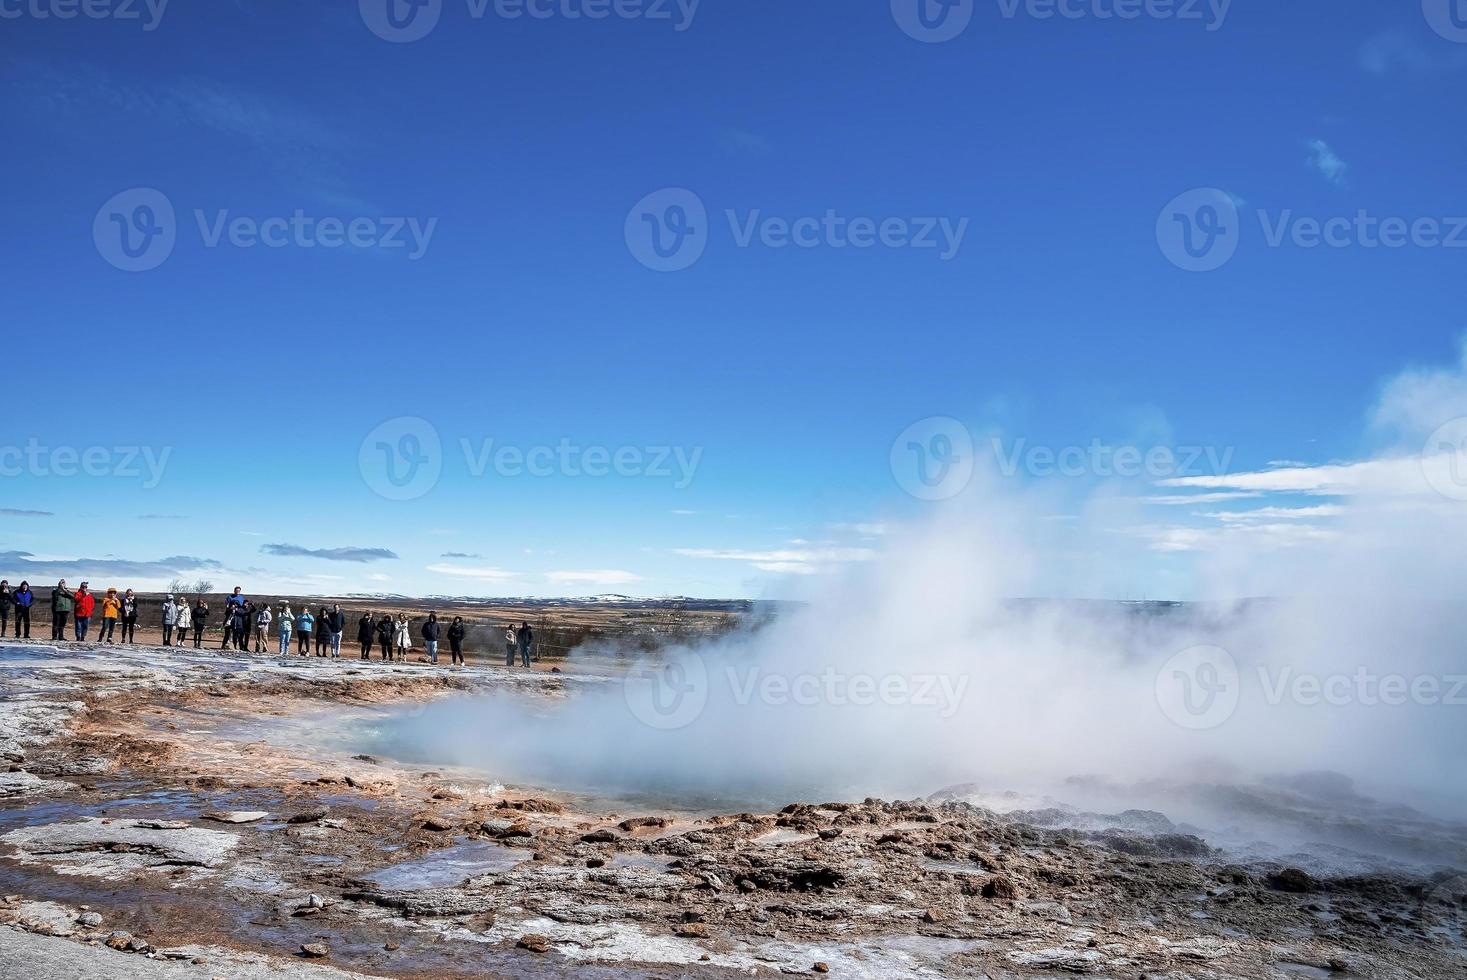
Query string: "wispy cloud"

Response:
xmin=0 ymin=552 xmax=221 ymax=579
xmin=440 ymin=551 xmax=483 ymax=559
xmin=1200 ymin=505 xmax=1345 ymax=522
xmin=0 ymin=508 xmax=52 ymax=517
xmin=1306 ymin=139 xmax=1348 ymax=187
xmin=425 ymin=563 xmax=517 ymax=581
xmin=544 ymin=569 xmax=644 ymax=587
xmin=675 ymin=546 xmax=877 ymax=575
xmin=261 ymin=544 xmax=399 ymax=563
xmin=1359 ymin=28 xmax=1467 ymax=76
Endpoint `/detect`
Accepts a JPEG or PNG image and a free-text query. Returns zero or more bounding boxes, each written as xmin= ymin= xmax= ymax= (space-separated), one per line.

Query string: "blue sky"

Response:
xmin=2 ymin=0 xmax=1464 ymax=599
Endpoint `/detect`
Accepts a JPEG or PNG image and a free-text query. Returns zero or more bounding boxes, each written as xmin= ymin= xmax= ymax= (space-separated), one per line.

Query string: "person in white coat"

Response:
xmin=161 ymin=595 xmax=179 ymax=647
xmin=394 ymin=614 xmax=411 ymax=661
xmin=174 ymin=599 xmax=192 ymax=644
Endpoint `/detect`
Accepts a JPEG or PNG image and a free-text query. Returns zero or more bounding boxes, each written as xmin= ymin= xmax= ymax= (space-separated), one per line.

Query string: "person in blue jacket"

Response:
xmin=296 ymin=607 xmax=314 ymax=656
xmin=13 ymin=581 xmax=33 ymax=639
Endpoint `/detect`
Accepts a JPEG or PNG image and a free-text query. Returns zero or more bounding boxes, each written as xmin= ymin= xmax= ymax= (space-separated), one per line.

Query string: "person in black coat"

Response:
xmin=376 ymin=614 xmax=394 ymax=661
xmin=357 ymin=612 xmax=375 ymax=660
xmin=448 ymin=616 xmax=467 ymax=667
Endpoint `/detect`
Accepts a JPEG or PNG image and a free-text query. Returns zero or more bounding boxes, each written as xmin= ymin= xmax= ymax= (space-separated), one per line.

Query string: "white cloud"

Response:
xmin=544 ymin=570 xmax=644 ymax=586
xmin=1306 ymin=139 xmax=1348 ymax=186
xmin=1201 ymin=505 xmax=1345 ymax=523
xmin=1142 ymin=491 xmax=1266 ymax=505
xmin=425 ymin=563 xmax=518 ymax=581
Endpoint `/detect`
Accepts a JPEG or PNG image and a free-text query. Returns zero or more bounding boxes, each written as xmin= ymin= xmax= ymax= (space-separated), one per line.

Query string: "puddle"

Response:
xmin=365 ymin=841 xmax=533 ymax=890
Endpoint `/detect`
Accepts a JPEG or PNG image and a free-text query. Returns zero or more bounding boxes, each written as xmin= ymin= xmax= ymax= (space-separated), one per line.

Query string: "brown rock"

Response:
xmin=518 ymin=934 xmax=552 ymax=953
xmin=813 ymin=963 xmax=831 ymax=974
xmin=299 ymin=942 xmax=330 ymax=958
xmin=982 ymin=876 xmax=1018 ymax=900
xmin=675 ymin=922 xmax=708 ymax=938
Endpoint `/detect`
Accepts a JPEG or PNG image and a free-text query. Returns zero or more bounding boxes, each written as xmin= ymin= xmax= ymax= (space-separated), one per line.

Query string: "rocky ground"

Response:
xmin=0 ymin=640 xmax=1463 ymax=979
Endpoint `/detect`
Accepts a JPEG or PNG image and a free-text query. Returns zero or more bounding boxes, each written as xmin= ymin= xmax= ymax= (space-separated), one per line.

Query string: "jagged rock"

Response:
xmin=982 ymin=876 xmax=1018 ymax=900
xmin=675 ymin=922 xmax=707 ymax=938
xmin=518 ymin=934 xmax=551 ymax=953
xmin=288 ymin=809 xmax=327 ymax=824
xmin=581 ymin=829 xmax=618 ymax=844
xmin=202 ymin=811 xmax=268 ymax=824
xmin=299 ymin=942 xmax=330 ymax=958
xmin=618 ymin=816 xmax=670 ymax=832
xmin=1269 ymin=868 xmax=1318 ymax=893
xmin=421 ymin=815 xmax=454 ymax=832
xmin=77 ymin=911 xmax=103 ymax=927
xmin=813 ymin=962 xmax=830 ymax=973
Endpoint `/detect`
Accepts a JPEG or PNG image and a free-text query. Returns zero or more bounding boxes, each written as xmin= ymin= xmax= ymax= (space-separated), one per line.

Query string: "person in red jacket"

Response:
xmin=73 ymin=582 xmax=96 ymax=641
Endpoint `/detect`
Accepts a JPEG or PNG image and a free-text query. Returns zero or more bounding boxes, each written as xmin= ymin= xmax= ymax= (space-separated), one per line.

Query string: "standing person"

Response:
xmin=174 ymin=595 xmax=191 ymax=645
xmin=277 ymin=604 xmax=294 ymax=656
xmin=327 ymin=604 xmax=345 ymax=660
xmin=227 ymin=603 xmax=248 ymax=652
xmin=394 ymin=613 xmax=411 ymax=661
xmin=517 ymin=621 xmax=534 ymax=668
xmin=357 ymin=611 xmax=374 ymax=660
xmin=296 ymin=607 xmax=314 ymax=656
xmin=161 ymin=594 xmax=178 ymax=646
xmin=51 ymin=580 xmax=74 ymax=641
xmin=314 ymin=606 xmax=330 ymax=657
xmin=254 ymin=602 xmax=273 ymax=653
xmin=225 ymin=586 xmax=246 ymax=617
xmin=503 ymin=625 xmax=517 ymax=667
xmin=121 ymin=589 xmax=139 ymax=644
xmin=448 ymin=616 xmax=466 ymax=667
xmin=99 ymin=588 xmax=121 ymax=643
xmin=376 ymin=613 xmax=393 ymax=661
xmin=74 ymin=583 xmax=95 ymax=641
xmin=14 ymin=581 xmax=33 ymax=639
xmin=191 ymin=596 xmax=208 ymax=648
xmin=421 ymin=613 xmax=441 ymax=665
xmin=0 ymin=580 xmax=11 ymax=638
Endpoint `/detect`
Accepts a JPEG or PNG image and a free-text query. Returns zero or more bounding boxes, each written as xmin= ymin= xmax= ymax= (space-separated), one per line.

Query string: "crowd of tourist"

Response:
xmin=0 ymin=580 xmax=537 ymax=669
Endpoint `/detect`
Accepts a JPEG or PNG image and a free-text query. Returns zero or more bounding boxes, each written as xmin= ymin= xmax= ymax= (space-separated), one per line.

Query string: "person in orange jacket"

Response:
xmin=73 ymin=582 xmax=96 ymax=641
xmin=99 ymin=587 xmax=122 ymax=642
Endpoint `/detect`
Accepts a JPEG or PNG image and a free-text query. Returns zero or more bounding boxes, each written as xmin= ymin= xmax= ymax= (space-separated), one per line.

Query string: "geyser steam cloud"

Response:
xmin=377 ymin=344 xmax=1467 ymax=853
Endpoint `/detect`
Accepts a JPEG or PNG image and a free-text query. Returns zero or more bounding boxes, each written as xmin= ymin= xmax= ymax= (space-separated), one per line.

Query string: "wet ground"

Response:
xmin=1 ymin=639 xmax=1464 ymax=978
